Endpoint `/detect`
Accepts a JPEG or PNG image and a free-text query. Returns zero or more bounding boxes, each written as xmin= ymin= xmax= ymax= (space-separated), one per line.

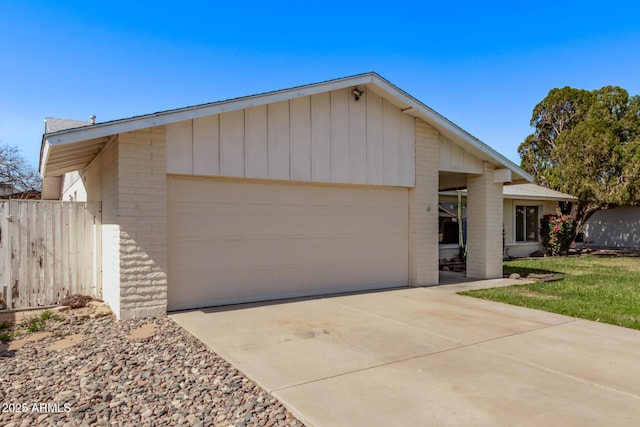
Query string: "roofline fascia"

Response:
xmin=41 ymin=71 xmax=532 ymax=182
xmin=40 ymin=138 xmax=51 ymax=177
xmin=439 ymin=190 xmax=576 ymax=201
xmin=43 ymin=73 xmax=379 ymax=146
xmin=503 ymin=194 xmax=578 ymax=202
xmin=367 ymin=75 xmax=532 ymax=182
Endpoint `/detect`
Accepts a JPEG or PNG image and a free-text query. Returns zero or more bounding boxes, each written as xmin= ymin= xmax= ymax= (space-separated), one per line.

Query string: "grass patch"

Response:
xmin=40 ymin=310 xmax=63 ymax=322
xmin=21 ymin=317 xmax=47 ymax=333
xmin=0 ymin=321 xmax=13 ymax=330
xmin=0 ymin=310 xmax=66 ymax=342
xmin=0 ymin=330 xmax=21 ymax=343
xmin=20 ymin=310 xmax=63 ymax=333
xmin=461 ymin=256 xmax=640 ymax=330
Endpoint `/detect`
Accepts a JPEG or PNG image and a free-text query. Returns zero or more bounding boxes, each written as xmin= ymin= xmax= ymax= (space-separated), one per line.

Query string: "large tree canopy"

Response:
xmin=0 ymin=143 xmax=41 ymax=195
xmin=518 ymin=85 xmax=640 ymax=234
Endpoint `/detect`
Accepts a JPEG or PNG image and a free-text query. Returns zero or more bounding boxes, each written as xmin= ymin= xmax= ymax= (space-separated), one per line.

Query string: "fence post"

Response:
xmin=0 ymin=201 xmax=9 ymax=310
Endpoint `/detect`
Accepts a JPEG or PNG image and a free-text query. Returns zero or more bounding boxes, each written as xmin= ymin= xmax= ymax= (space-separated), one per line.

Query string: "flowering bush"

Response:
xmin=540 ymin=214 xmax=573 ymax=256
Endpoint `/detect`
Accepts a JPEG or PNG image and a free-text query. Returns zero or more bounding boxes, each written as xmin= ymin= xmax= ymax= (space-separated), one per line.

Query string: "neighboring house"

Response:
xmin=579 ymin=207 xmax=640 ymax=249
xmin=0 ymin=183 xmax=13 ymax=197
xmin=439 ymin=184 xmax=576 ymax=260
xmin=0 ymin=182 xmax=41 ymax=199
xmin=0 ymin=190 xmax=41 ymax=199
xmin=40 ymin=118 xmax=93 ymax=200
xmin=39 ymin=72 xmax=532 ymax=320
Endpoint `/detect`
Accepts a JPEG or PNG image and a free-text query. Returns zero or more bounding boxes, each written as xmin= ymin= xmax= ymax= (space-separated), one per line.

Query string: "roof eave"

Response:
xmin=364 ymin=75 xmax=532 ymax=183
xmin=440 ymin=189 xmax=577 ymax=201
xmin=41 ymin=71 xmax=533 ymax=183
xmin=503 ymin=194 xmax=578 ymax=202
xmin=39 ymin=137 xmax=51 ymax=177
xmin=43 ymin=73 xmax=380 ymax=146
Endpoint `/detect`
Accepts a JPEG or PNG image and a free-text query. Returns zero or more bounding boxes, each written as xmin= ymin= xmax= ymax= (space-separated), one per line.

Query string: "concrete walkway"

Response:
xmin=170 ymin=280 xmax=640 ymax=426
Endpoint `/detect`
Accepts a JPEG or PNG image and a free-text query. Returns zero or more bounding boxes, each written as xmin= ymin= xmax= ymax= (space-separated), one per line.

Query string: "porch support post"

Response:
xmin=409 ymin=119 xmax=439 ymax=286
xmin=466 ymin=162 xmax=503 ymax=279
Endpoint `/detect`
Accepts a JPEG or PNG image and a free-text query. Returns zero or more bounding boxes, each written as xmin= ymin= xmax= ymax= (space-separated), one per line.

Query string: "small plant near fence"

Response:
xmin=0 ymin=310 xmax=64 ymax=343
xmin=20 ymin=310 xmax=63 ymax=333
xmin=0 ymin=321 xmax=20 ymax=343
xmin=540 ymin=214 xmax=574 ymax=256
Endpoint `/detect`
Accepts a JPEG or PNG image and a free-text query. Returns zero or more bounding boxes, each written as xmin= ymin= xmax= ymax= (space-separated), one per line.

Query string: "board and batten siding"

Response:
xmin=166 ymin=88 xmax=416 ymax=187
xmin=438 ymin=134 xmax=484 ymax=174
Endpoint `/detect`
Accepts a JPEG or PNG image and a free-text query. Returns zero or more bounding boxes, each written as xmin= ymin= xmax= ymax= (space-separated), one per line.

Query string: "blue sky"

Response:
xmin=2 ymin=1 xmax=640 ymax=170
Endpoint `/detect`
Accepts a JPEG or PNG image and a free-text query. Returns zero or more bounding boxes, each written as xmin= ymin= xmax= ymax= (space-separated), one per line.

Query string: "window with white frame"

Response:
xmin=515 ymin=205 xmax=539 ymax=242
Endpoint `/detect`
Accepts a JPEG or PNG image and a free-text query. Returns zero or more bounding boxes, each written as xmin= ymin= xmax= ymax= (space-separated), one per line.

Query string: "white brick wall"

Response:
xmin=409 ymin=119 xmax=439 ymax=286
xmin=117 ymin=127 xmax=167 ymax=319
xmin=466 ymin=162 xmax=503 ymax=279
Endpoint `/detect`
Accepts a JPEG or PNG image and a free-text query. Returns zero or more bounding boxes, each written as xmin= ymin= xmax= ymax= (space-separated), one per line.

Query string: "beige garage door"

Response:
xmin=167 ymin=176 xmax=409 ymax=311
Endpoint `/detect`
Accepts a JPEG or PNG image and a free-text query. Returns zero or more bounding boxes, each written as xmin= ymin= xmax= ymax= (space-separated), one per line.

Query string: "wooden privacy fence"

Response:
xmin=0 ymin=200 xmax=101 ymax=311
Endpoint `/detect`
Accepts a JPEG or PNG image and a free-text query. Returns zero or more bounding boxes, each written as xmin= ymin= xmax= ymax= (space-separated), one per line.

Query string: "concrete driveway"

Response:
xmin=170 ymin=280 xmax=640 ymax=426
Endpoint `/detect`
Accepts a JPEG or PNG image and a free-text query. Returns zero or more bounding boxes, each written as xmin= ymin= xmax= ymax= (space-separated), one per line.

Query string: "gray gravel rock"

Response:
xmin=0 ymin=314 xmax=304 ymax=426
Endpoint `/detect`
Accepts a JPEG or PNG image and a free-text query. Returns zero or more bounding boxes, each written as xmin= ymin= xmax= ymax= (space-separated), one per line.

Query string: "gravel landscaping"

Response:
xmin=0 ymin=307 xmax=304 ymax=427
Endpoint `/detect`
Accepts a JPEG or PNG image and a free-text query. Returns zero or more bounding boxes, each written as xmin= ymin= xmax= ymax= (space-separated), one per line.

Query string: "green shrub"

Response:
xmin=540 ymin=214 xmax=573 ymax=256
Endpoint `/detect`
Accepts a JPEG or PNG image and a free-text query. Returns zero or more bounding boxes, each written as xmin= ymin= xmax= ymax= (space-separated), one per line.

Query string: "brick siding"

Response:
xmin=117 ymin=128 xmax=168 ymax=319
xmin=409 ymin=119 xmax=439 ymax=286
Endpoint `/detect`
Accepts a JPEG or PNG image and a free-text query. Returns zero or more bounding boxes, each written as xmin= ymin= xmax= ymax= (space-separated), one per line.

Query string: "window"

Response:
xmin=439 ymin=201 xmax=466 ymax=244
xmin=516 ymin=205 xmax=539 ymax=242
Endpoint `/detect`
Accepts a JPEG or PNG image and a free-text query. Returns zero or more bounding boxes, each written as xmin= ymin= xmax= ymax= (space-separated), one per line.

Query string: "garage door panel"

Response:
xmin=168 ymin=177 xmax=409 ymax=311
xmin=172 ymin=245 xmax=246 ymax=272
xmin=174 ymin=271 xmax=249 ymax=307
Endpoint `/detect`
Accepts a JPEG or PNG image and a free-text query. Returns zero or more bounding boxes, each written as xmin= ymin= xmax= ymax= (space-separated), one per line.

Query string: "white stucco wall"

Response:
xmin=61 ymin=170 xmax=88 ymax=202
xmin=582 ymin=207 xmax=640 ymax=248
xmin=83 ymin=139 xmax=120 ymax=316
xmin=503 ymin=199 xmax=559 ymax=258
xmin=439 ymin=245 xmax=460 ymax=260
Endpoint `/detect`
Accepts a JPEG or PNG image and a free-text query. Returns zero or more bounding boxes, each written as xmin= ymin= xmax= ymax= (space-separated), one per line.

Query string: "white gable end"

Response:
xmin=165 ymin=88 xmax=416 ymax=187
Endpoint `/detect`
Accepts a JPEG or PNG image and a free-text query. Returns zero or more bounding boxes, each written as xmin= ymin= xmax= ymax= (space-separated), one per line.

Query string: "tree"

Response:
xmin=518 ymin=86 xmax=640 ymax=237
xmin=0 ymin=143 xmax=42 ymax=197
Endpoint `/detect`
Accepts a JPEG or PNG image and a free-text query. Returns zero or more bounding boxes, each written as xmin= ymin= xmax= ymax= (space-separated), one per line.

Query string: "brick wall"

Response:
xmin=409 ymin=119 xmax=439 ymax=286
xmin=117 ymin=127 xmax=167 ymax=319
xmin=466 ymin=162 xmax=503 ymax=278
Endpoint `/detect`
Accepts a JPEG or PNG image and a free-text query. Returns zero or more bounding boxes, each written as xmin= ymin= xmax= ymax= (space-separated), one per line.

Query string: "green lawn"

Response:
xmin=460 ymin=255 xmax=640 ymax=330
